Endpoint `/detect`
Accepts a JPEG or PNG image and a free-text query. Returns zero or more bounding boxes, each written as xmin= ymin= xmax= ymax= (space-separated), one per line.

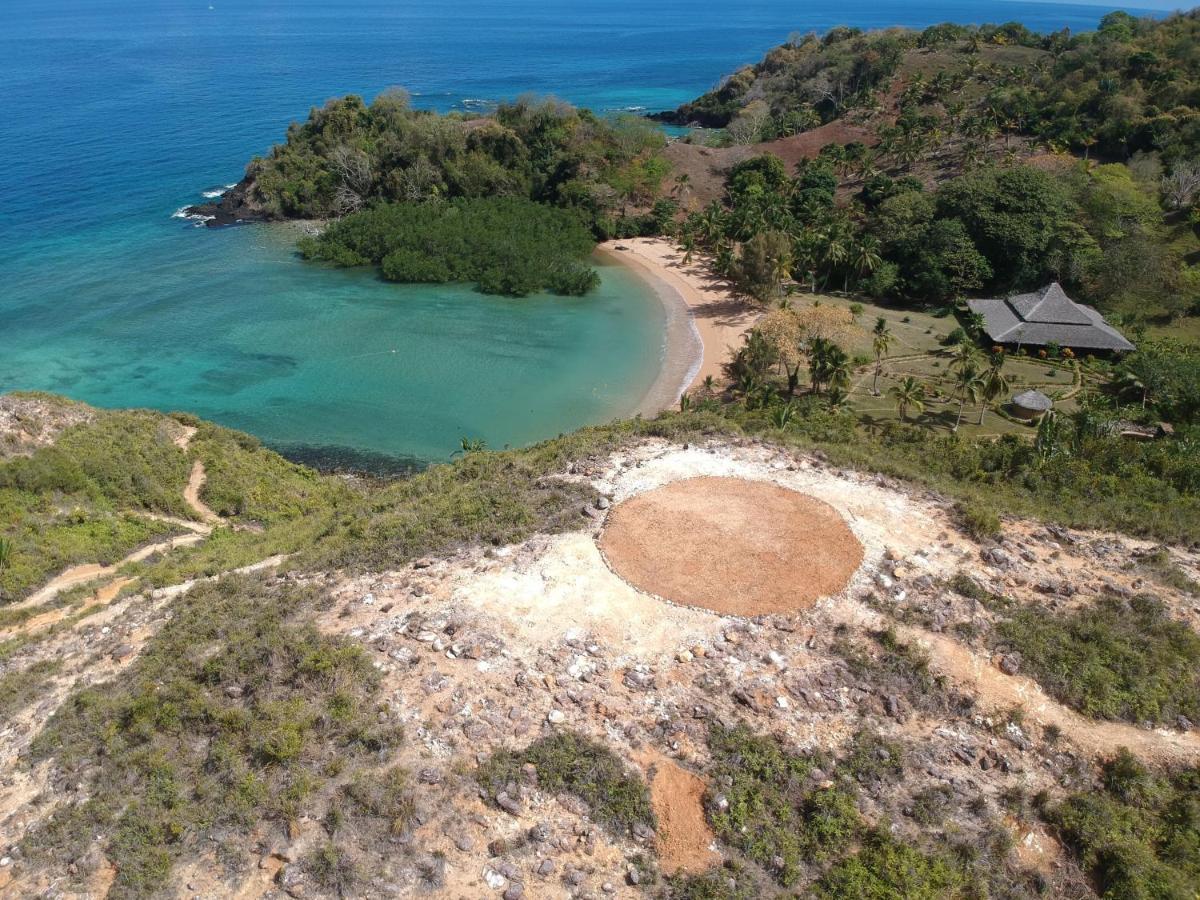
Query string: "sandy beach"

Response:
xmin=597 ymin=237 xmax=761 ymax=415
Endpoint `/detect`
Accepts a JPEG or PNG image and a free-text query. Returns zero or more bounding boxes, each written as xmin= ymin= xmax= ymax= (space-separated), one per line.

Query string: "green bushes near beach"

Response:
xmin=249 ymin=92 xmax=667 ymax=222
xmin=298 ymin=197 xmax=601 ymax=296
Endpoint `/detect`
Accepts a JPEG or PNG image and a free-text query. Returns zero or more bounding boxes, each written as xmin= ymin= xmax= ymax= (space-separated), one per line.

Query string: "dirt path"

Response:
xmin=642 ymin=755 xmax=720 ymax=875
xmin=183 ymin=459 xmax=221 ymax=524
xmin=903 ymin=624 xmax=1200 ymax=765
xmin=16 ymin=422 xmax=222 ymax=612
xmin=14 ymin=532 xmax=206 ymax=611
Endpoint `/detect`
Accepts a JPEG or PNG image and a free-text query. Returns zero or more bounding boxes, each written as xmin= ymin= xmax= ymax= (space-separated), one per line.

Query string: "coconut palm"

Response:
xmin=978 ymin=356 xmax=1012 ymax=425
xmin=952 ymin=363 xmax=986 ymax=432
xmin=681 ymin=233 xmax=696 ymax=265
xmin=947 ymin=342 xmax=980 ymax=374
xmin=852 ymin=236 xmax=883 ymax=290
xmin=871 ymin=317 xmax=892 ymax=396
xmin=822 ymin=234 xmax=849 ymax=292
xmin=808 ymin=338 xmax=851 ymax=395
xmin=889 ymin=376 xmax=926 ymax=422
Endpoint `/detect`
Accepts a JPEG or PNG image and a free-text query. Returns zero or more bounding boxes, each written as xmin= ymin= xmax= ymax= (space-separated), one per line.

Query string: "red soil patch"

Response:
xmin=599 ymin=477 xmax=863 ymax=616
xmin=754 ymin=121 xmax=878 ymax=171
xmin=648 ymin=758 xmax=720 ymax=875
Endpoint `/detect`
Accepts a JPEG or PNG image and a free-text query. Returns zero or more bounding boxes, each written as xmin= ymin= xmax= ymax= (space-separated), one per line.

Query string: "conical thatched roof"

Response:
xmin=1012 ymin=390 xmax=1053 ymax=412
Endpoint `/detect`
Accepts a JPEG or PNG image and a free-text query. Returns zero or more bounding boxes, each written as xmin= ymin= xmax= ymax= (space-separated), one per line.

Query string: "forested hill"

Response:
xmin=654 ymin=10 xmax=1200 ymax=165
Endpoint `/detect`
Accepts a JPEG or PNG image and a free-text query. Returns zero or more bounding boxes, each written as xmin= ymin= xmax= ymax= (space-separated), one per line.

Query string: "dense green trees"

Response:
xmin=298 ymin=198 xmax=600 ymax=297
xmin=682 ymin=151 xmax=1193 ymax=321
xmin=246 ymin=92 xmax=667 ymax=229
xmin=653 ymin=26 xmax=912 ymax=133
xmin=661 ymin=11 xmax=1200 ymax=164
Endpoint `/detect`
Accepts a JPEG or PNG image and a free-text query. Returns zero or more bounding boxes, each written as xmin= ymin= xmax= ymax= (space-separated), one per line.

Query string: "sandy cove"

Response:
xmin=596 ymin=237 xmax=761 ymax=415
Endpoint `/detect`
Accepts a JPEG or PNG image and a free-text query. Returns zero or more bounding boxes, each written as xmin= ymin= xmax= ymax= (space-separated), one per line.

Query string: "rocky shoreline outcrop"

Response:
xmin=183 ymin=174 xmax=272 ymax=227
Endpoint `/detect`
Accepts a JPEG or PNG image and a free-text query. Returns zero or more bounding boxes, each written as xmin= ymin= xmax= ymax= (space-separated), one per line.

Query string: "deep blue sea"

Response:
xmin=0 ymin=0 xmax=1158 ymax=466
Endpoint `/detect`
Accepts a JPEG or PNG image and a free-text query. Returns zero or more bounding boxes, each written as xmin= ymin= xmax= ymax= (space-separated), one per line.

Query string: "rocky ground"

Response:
xmin=3 ymin=439 xmax=1199 ymax=897
xmin=0 ymin=395 xmax=96 ymax=462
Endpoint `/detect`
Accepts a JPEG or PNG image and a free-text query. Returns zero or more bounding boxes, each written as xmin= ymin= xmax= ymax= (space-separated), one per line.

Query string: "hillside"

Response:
xmin=652 ymin=13 xmax=1200 ymax=325
xmin=3 ymin=391 xmax=1200 ymax=898
xmin=656 ymin=12 xmax=1200 ymax=166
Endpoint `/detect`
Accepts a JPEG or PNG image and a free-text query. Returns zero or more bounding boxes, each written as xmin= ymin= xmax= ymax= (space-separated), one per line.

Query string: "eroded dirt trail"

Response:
xmin=14 ymin=422 xmax=220 ymax=614
xmin=184 ymin=459 xmax=221 ymax=525
xmin=13 ymin=532 xmax=207 ymax=612
xmin=905 ymin=624 xmax=1200 ymax=765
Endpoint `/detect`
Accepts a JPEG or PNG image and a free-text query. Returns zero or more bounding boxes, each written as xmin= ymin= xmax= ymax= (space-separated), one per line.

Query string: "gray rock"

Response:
xmin=496 ymin=792 xmax=523 ymax=816
xmin=623 ymin=670 xmax=656 ymax=691
xmin=565 ymin=867 xmax=586 ymax=886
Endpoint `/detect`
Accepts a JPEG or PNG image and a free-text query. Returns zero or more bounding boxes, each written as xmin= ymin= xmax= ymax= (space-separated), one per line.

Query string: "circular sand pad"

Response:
xmin=599 ymin=477 xmax=863 ymax=616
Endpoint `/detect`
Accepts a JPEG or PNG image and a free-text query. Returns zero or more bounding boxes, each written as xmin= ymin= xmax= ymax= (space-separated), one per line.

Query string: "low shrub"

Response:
xmin=1049 ymin=749 xmax=1200 ymax=899
xmin=995 ymin=594 xmax=1200 ymax=724
xmin=476 ymin=731 xmax=653 ymax=836
xmin=23 ymin=576 xmax=399 ymax=898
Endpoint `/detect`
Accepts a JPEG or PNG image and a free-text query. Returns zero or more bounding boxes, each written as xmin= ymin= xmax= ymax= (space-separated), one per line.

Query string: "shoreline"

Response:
xmin=596 ymin=243 xmax=702 ymax=417
xmin=598 ymin=238 xmax=761 ymax=416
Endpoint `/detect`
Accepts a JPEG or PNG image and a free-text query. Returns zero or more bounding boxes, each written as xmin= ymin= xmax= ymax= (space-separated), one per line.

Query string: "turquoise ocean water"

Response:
xmin=0 ymin=0 xmax=1152 ymax=467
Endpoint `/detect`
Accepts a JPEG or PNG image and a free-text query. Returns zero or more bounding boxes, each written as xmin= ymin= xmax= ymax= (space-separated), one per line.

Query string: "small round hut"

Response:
xmin=1011 ymin=389 xmax=1053 ymax=420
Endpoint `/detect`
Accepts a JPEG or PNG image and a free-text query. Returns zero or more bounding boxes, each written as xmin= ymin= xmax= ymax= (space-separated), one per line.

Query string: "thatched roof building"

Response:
xmin=967 ymin=283 xmax=1134 ymax=353
xmin=1012 ymin=389 xmax=1053 ymax=419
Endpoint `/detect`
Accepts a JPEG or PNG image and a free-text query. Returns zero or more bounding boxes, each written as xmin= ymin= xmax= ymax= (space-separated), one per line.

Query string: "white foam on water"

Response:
xmin=200 ymin=182 xmax=238 ymax=199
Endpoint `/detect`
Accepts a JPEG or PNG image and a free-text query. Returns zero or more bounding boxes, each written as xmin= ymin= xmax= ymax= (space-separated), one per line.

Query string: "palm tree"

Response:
xmin=978 ymin=356 xmax=1012 ymax=425
xmin=822 ymin=234 xmax=849 ymax=292
xmin=681 ymin=233 xmax=696 ymax=265
xmin=947 ymin=342 xmax=980 ymax=374
xmin=824 ymin=344 xmax=851 ymax=393
xmin=889 ymin=376 xmax=926 ymax=422
xmin=826 ymin=387 xmax=850 ymax=411
xmin=700 ymin=202 xmax=725 ymax=247
xmin=952 ymin=363 xmax=986 ymax=432
xmin=871 ymin=317 xmax=892 ymax=396
xmin=808 ymin=339 xmax=850 ymax=395
xmin=672 ymin=173 xmax=691 ymax=202
xmin=852 ymin=236 xmax=883 ymax=290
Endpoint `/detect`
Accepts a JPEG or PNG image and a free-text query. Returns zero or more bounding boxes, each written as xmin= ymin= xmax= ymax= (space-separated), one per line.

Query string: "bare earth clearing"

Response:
xmin=600 ymin=476 xmax=863 ymax=616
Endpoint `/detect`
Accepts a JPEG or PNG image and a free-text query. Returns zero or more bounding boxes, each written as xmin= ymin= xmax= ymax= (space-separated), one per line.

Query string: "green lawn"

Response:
xmin=790 ymin=294 xmax=1100 ymax=437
